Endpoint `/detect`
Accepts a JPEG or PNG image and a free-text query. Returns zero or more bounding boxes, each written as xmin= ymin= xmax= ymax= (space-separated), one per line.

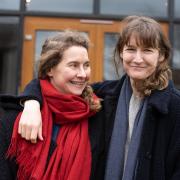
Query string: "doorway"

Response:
xmin=21 ymin=17 xmax=169 ymax=90
xmin=0 ymin=16 xmax=19 ymax=94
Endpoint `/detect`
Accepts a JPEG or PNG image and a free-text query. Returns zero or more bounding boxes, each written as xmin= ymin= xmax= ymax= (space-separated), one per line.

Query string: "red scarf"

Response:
xmin=7 ymin=79 xmax=95 ymax=180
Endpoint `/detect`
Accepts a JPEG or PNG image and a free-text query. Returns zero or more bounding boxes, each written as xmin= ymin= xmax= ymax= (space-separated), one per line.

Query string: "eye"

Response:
xmin=143 ymin=48 xmax=153 ymax=53
xmin=125 ymin=47 xmax=136 ymax=52
xmin=84 ymin=62 xmax=90 ymax=69
xmin=124 ymin=45 xmax=136 ymax=51
xmin=127 ymin=48 xmax=135 ymax=51
xmin=69 ymin=62 xmax=78 ymax=68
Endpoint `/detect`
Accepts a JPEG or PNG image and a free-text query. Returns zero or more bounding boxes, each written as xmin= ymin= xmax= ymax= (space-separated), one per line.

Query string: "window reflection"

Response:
xmin=104 ymin=33 xmax=124 ymax=80
xmin=34 ymin=31 xmax=59 ymax=77
xmin=0 ymin=17 xmax=19 ymax=94
xmin=100 ymin=0 xmax=168 ymax=17
xmin=175 ymin=0 xmax=180 ymax=18
xmin=26 ymin=0 xmax=93 ymax=13
xmin=0 ymin=0 xmax=20 ymax=10
xmin=173 ymin=25 xmax=180 ymax=69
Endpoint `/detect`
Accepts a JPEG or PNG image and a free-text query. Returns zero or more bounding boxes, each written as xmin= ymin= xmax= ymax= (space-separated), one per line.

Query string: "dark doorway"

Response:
xmin=0 ymin=17 xmax=20 ymax=94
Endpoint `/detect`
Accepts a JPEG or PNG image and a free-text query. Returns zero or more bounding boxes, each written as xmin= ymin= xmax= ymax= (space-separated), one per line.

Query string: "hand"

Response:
xmin=18 ymin=100 xmax=43 ymax=143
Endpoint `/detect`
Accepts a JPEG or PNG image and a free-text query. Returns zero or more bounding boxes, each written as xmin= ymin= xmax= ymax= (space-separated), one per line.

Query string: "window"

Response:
xmin=104 ymin=33 xmax=124 ymax=80
xmin=100 ymin=0 xmax=168 ymax=17
xmin=0 ymin=17 xmax=20 ymax=94
xmin=34 ymin=31 xmax=59 ymax=77
xmin=26 ymin=0 xmax=93 ymax=13
xmin=175 ymin=0 xmax=180 ymax=18
xmin=173 ymin=24 xmax=180 ymax=69
xmin=0 ymin=0 xmax=20 ymax=10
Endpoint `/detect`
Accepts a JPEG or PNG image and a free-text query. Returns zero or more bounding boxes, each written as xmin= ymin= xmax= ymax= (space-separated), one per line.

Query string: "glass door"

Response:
xmin=21 ymin=17 xmax=169 ymax=91
xmin=22 ymin=17 xmax=96 ymax=90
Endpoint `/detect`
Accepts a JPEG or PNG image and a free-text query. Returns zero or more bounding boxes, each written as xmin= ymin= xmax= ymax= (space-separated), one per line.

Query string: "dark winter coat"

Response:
xmin=0 ymin=94 xmax=106 ymax=180
xmin=93 ymin=75 xmax=180 ymax=180
xmin=1 ymin=75 xmax=180 ymax=180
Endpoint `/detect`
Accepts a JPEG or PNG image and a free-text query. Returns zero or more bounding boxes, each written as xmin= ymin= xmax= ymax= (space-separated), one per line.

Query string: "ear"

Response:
xmin=159 ymin=55 xmax=164 ymax=62
xmin=47 ymin=69 xmax=53 ymax=77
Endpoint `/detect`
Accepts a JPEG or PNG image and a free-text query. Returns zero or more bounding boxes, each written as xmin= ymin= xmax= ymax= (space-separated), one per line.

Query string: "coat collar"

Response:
xmin=148 ymin=81 xmax=174 ymax=114
xmin=103 ymin=75 xmax=173 ymax=115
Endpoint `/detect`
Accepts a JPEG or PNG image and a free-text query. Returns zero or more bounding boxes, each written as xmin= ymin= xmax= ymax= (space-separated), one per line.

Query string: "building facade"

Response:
xmin=0 ymin=0 xmax=180 ymax=94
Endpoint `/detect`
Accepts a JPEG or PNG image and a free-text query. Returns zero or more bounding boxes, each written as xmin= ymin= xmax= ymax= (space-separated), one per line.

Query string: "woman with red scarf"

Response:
xmin=0 ymin=30 xmax=101 ymax=180
xmin=9 ymin=16 xmax=180 ymax=180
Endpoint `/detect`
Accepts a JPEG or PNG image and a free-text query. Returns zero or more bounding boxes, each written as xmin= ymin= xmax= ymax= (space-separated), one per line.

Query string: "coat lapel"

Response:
xmin=135 ymin=81 xmax=173 ymax=179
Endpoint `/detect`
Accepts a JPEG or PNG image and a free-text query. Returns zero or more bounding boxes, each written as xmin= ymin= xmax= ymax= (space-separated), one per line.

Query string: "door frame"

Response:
xmin=21 ymin=17 xmax=169 ymax=91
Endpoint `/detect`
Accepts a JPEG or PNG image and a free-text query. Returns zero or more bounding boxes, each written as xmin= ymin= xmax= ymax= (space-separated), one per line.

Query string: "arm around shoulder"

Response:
xmin=18 ymin=79 xmax=43 ymax=106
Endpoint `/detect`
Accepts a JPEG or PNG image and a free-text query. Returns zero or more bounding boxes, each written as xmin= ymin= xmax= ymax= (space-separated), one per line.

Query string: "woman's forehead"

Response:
xmin=125 ymin=33 xmax=158 ymax=48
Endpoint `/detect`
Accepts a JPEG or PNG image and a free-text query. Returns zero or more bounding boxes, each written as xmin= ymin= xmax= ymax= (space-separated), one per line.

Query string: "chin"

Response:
xmin=70 ymin=90 xmax=84 ymax=96
xmin=130 ymin=76 xmax=147 ymax=82
xmin=129 ymin=73 xmax=147 ymax=80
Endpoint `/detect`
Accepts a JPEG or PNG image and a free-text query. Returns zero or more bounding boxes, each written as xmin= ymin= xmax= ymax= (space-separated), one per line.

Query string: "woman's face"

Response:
xmin=121 ymin=36 xmax=163 ymax=83
xmin=48 ymin=46 xmax=90 ymax=95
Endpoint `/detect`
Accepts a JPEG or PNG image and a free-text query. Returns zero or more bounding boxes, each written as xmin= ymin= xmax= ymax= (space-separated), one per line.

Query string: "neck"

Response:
xmin=130 ymin=78 xmax=143 ymax=99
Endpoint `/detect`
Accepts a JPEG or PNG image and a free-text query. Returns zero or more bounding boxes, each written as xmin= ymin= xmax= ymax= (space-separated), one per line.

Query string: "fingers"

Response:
xmin=30 ymin=127 xmax=38 ymax=143
xmin=25 ymin=125 xmax=32 ymax=140
xmin=31 ymin=139 xmax=37 ymax=144
xmin=18 ymin=122 xmax=27 ymax=139
xmin=18 ymin=122 xmax=39 ymax=143
xmin=18 ymin=120 xmax=21 ymax=134
xmin=17 ymin=100 xmax=42 ymax=143
xmin=38 ymin=125 xmax=43 ymax=141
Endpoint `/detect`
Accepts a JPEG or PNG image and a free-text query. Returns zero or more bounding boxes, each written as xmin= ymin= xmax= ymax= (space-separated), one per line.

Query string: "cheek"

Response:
xmin=149 ymin=64 xmax=158 ymax=74
xmin=122 ymin=52 xmax=131 ymax=59
xmin=63 ymin=69 xmax=76 ymax=77
xmin=86 ymin=68 xmax=91 ymax=79
xmin=150 ymin=57 xmax=159 ymax=70
xmin=144 ymin=60 xmax=158 ymax=77
xmin=122 ymin=54 xmax=132 ymax=67
xmin=122 ymin=60 xmax=128 ymax=71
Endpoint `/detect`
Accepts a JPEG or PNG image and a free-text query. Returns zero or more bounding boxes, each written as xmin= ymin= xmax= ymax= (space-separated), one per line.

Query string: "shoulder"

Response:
xmin=0 ymin=113 xmax=18 ymax=152
xmin=167 ymin=80 xmax=180 ymax=104
xmin=0 ymin=99 xmax=19 ymax=179
xmin=170 ymin=86 xmax=180 ymax=99
xmin=91 ymin=75 xmax=126 ymax=98
xmin=162 ymin=82 xmax=180 ymax=117
xmin=169 ymin=88 xmax=180 ymax=114
xmin=0 ymin=94 xmax=22 ymax=129
xmin=0 ymin=94 xmax=22 ymax=112
xmin=19 ymin=79 xmax=42 ymax=106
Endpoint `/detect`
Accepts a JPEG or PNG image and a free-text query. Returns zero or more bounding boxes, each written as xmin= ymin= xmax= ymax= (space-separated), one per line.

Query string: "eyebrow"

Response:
xmin=67 ymin=60 xmax=90 ymax=64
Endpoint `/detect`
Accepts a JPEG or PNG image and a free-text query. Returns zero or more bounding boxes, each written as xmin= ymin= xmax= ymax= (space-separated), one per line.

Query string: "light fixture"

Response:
xmin=26 ymin=0 xmax=31 ymax=3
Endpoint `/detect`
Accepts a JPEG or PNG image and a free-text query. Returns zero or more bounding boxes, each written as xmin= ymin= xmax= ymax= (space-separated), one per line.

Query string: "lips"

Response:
xmin=130 ymin=65 xmax=146 ymax=68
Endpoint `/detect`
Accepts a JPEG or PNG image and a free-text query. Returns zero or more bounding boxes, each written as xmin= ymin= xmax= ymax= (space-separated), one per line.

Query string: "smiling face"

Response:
xmin=121 ymin=36 xmax=163 ymax=83
xmin=48 ymin=46 xmax=90 ymax=95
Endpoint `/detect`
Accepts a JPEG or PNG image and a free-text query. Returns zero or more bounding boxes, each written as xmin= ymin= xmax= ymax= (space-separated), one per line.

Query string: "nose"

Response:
xmin=134 ymin=50 xmax=143 ymax=63
xmin=77 ymin=67 xmax=87 ymax=78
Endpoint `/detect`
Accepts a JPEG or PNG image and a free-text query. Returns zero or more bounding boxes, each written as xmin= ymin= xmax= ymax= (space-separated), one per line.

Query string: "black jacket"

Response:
xmin=0 ymin=96 xmax=22 ymax=179
xmin=93 ymin=76 xmax=180 ymax=180
xmin=1 ymin=76 xmax=180 ymax=180
xmin=0 ymin=94 xmax=106 ymax=180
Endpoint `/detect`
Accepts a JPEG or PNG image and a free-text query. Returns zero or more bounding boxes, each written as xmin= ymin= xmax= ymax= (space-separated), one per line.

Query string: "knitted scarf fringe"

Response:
xmin=7 ymin=137 xmax=38 ymax=180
